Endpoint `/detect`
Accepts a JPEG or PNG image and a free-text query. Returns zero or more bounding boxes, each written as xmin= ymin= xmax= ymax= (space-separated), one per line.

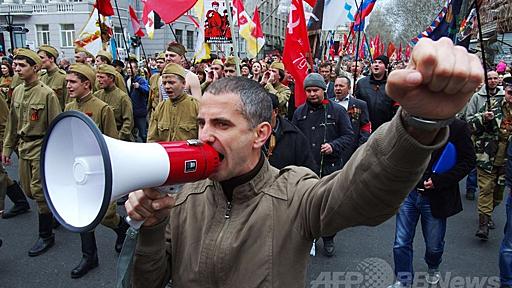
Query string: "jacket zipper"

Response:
xmin=213 ymin=201 xmax=232 ymax=285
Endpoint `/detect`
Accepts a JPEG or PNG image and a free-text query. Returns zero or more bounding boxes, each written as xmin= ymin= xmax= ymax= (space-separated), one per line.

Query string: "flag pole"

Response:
xmin=96 ymin=0 xmax=105 ymax=50
xmin=112 ymin=0 xmax=136 ymax=77
xmin=474 ymin=0 xmax=490 ymax=110
xmin=353 ymin=0 xmax=364 ymax=95
xmin=363 ymin=31 xmax=373 ymax=61
xmin=224 ymin=0 xmax=241 ymax=76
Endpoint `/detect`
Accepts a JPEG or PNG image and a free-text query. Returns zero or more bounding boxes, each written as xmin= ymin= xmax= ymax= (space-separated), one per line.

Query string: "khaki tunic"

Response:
xmin=147 ymin=93 xmax=199 ymax=143
xmin=93 ymin=86 xmax=134 ymax=141
xmin=40 ymin=66 xmax=68 ymax=111
xmin=148 ymin=73 xmax=160 ymax=113
xmin=64 ymin=93 xmax=120 ymax=228
xmin=264 ymin=82 xmax=291 ymax=116
xmin=3 ymin=80 xmax=62 ymax=213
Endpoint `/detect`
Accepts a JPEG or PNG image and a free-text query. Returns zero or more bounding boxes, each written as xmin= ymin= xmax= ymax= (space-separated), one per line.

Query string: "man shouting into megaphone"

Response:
xmin=126 ymin=38 xmax=484 ymax=287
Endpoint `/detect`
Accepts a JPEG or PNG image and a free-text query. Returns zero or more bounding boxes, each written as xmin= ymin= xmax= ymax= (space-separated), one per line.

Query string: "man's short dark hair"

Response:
xmin=14 ymin=55 xmax=36 ymax=66
xmin=39 ymin=50 xmax=56 ymax=62
xmin=68 ymin=71 xmax=92 ymax=89
xmin=205 ymin=77 xmax=272 ymax=128
xmin=112 ymin=59 xmax=125 ymax=69
xmin=97 ymin=55 xmax=112 ymax=65
xmin=335 ymin=75 xmax=351 ymax=88
xmin=319 ymin=62 xmax=331 ymax=70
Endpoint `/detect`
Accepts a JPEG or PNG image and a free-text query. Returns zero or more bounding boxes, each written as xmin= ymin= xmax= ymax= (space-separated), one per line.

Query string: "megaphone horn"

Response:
xmin=41 ymin=111 xmax=220 ymax=233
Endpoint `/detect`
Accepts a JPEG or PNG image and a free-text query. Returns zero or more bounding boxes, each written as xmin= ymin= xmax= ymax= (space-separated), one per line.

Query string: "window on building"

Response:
xmin=175 ymin=29 xmax=183 ymax=45
xmin=36 ymin=24 xmax=50 ymax=46
xmin=186 ymin=30 xmax=194 ymax=50
xmin=114 ymin=27 xmax=124 ymax=50
xmin=14 ymin=31 xmax=26 ymax=49
xmin=60 ymin=24 xmax=75 ymax=47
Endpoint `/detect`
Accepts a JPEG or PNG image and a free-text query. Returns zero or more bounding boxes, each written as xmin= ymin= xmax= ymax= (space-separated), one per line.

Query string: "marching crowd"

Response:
xmin=0 ymin=37 xmax=510 ymax=287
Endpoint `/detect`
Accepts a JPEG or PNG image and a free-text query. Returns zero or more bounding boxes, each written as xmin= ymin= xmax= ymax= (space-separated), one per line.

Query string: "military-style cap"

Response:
xmin=167 ymin=42 xmax=186 ymax=56
xmin=15 ymin=48 xmax=42 ymax=66
xmin=96 ymin=64 xmax=117 ymax=76
xmin=504 ymin=76 xmax=512 ymax=88
xmin=127 ymin=54 xmax=137 ymax=62
xmin=96 ymin=50 xmax=113 ymax=62
xmin=69 ymin=63 xmax=96 ymax=84
xmin=156 ymin=52 xmax=166 ymax=60
xmin=224 ymin=56 xmax=236 ymax=67
xmin=211 ymin=59 xmax=223 ymax=67
xmin=75 ymin=46 xmax=94 ymax=59
xmin=162 ymin=63 xmax=186 ymax=79
xmin=270 ymin=61 xmax=284 ymax=72
xmin=37 ymin=45 xmax=59 ymax=59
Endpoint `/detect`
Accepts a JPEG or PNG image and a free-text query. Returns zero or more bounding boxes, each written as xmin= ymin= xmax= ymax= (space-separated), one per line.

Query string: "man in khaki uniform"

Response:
xmin=0 ymin=94 xmax=30 ymax=218
xmin=74 ymin=46 xmax=93 ymax=65
xmin=147 ymin=63 xmax=199 ymax=142
xmin=38 ymin=45 xmax=69 ymax=110
xmin=93 ymin=64 xmax=134 ymax=141
xmin=165 ymin=42 xmax=202 ymax=100
xmin=261 ymin=61 xmax=291 ymax=116
xmin=200 ymin=59 xmax=224 ymax=93
xmin=94 ymin=50 xmax=128 ymax=94
xmin=1 ymin=48 xmax=61 ymax=257
xmin=148 ymin=52 xmax=166 ymax=119
xmin=64 ymin=63 xmax=129 ymax=278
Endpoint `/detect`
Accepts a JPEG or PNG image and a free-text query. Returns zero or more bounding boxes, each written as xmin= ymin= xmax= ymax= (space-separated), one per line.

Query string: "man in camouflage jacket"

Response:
xmin=469 ymin=83 xmax=512 ymax=240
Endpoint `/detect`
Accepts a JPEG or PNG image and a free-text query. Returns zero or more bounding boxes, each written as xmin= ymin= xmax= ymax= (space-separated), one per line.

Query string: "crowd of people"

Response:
xmin=0 ymin=37 xmax=510 ymax=287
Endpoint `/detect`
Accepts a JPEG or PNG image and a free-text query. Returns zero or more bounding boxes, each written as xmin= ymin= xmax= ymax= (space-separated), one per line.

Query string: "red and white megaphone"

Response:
xmin=41 ymin=111 xmax=220 ymax=233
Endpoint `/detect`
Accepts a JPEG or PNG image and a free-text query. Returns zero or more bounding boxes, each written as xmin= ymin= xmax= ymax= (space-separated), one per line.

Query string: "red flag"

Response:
xmin=251 ymin=7 xmax=264 ymax=38
xmin=405 ymin=44 xmax=411 ymax=61
xmin=387 ymin=42 xmax=396 ymax=58
xmin=358 ymin=35 xmax=365 ymax=59
xmin=142 ymin=0 xmax=197 ymax=24
xmin=129 ymin=6 xmax=145 ymax=37
xmin=304 ymin=0 xmax=317 ymax=7
xmin=283 ymin=0 xmax=311 ymax=108
xmin=95 ymin=0 xmax=114 ymax=16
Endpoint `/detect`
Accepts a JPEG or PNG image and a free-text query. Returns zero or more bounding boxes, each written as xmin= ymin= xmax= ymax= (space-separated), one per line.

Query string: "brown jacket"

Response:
xmin=133 ymin=112 xmax=448 ymax=287
xmin=147 ymin=93 xmax=199 ymax=142
xmin=3 ymin=80 xmax=61 ymax=160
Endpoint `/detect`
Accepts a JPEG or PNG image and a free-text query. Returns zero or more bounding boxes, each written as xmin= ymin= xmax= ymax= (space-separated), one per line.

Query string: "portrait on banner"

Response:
xmin=204 ymin=0 xmax=233 ymax=44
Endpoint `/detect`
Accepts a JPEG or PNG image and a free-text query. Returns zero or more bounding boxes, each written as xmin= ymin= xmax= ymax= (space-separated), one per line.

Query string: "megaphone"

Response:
xmin=41 ymin=111 xmax=220 ymax=233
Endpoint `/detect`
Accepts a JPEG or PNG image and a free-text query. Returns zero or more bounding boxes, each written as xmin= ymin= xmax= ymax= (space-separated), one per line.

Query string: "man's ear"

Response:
xmin=253 ymin=122 xmax=272 ymax=149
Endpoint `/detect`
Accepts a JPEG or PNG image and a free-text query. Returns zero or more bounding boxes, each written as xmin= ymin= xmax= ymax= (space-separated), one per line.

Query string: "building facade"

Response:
xmin=0 ymin=0 xmax=287 ymax=62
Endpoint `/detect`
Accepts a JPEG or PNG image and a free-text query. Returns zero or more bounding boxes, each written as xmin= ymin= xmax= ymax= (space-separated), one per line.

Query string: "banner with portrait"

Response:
xmin=204 ymin=0 xmax=232 ymax=44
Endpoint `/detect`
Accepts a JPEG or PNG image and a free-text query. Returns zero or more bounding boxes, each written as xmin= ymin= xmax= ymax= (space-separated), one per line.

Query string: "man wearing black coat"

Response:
xmin=263 ymin=93 xmax=317 ymax=172
xmin=389 ymin=119 xmax=475 ymax=288
xmin=354 ymin=55 xmax=399 ymax=131
xmin=292 ymin=73 xmax=354 ymax=257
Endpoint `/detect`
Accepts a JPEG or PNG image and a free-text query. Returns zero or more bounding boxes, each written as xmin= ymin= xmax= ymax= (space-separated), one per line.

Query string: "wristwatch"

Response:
xmin=401 ymin=109 xmax=455 ymax=131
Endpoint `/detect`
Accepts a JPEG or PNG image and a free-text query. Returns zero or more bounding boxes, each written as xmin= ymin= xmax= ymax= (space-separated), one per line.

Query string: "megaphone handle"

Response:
xmin=126 ymin=216 xmax=144 ymax=230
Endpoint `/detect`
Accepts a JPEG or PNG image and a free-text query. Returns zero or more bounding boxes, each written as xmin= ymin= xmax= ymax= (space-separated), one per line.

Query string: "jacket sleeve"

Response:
xmin=430 ymin=121 xmax=476 ymax=190
xmin=137 ymin=77 xmax=150 ymax=96
xmin=147 ymin=103 xmax=161 ymax=143
xmin=465 ymin=92 xmax=480 ymax=121
xmin=133 ymin=218 xmax=172 ymax=288
xmin=101 ymin=105 xmax=119 ymax=139
xmin=507 ymin=142 xmax=512 ymax=188
xmin=291 ymin=110 xmax=448 ymax=240
xmin=265 ymin=83 xmax=290 ymax=107
xmin=0 ymin=97 xmax=8 ymax=151
xmin=2 ymin=90 xmax=19 ymax=157
xmin=328 ymin=108 xmax=354 ymax=158
xmin=358 ymin=100 xmax=371 ymax=146
xmin=119 ymin=93 xmax=135 ymax=141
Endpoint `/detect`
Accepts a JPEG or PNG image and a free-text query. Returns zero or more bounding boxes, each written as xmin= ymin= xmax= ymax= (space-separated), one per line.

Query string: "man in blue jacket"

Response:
xmin=126 ymin=60 xmax=149 ymax=142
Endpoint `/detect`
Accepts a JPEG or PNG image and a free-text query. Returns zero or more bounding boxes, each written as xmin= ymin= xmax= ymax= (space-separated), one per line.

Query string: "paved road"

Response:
xmin=0 ymin=155 xmax=504 ymax=287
